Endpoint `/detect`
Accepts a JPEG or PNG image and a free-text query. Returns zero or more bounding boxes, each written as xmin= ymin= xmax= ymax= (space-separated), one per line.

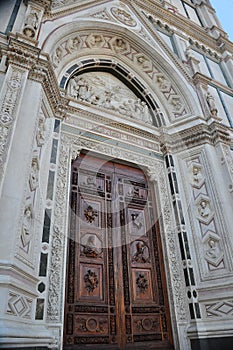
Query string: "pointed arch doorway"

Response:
xmin=63 ymin=152 xmax=174 ymax=349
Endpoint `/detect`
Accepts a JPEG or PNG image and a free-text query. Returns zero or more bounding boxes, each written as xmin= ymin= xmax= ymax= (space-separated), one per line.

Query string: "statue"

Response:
xmin=29 ymin=158 xmax=39 ymax=191
xmin=22 ymin=206 xmax=33 ymax=239
xmin=206 ymin=92 xmax=218 ymax=116
xmin=25 ymin=10 xmax=39 ymax=30
xmin=37 ymin=116 xmax=46 ymax=146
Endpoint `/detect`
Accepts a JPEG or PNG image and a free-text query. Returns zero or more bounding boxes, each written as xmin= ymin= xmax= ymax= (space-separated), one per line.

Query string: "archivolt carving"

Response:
xmin=51 ymin=31 xmax=189 ymax=119
xmin=47 ymin=132 xmax=187 ymax=324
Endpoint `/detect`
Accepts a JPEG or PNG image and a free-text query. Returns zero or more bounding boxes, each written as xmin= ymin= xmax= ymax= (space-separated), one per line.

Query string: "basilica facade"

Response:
xmin=0 ymin=1 xmax=233 ymax=349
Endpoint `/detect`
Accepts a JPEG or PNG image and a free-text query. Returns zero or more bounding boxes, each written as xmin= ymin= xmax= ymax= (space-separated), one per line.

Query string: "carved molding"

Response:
xmin=51 ymin=31 xmax=190 ymax=119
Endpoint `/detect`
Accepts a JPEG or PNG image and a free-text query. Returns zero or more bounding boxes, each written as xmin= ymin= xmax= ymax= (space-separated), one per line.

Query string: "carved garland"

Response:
xmin=47 ymin=132 xmax=187 ymax=326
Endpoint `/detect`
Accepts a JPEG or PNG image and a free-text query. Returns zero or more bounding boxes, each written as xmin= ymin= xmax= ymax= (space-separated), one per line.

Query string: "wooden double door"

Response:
xmin=63 ymin=153 xmax=173 ymax=349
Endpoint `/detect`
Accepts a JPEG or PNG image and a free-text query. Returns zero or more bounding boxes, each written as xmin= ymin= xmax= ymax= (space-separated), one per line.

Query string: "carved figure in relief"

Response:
xmin=67 ymin=76 xmax=79 ymax=99
xmin=131 ymin=213 xmax=143 ymax=230
xmin=128 ymin=185 xmax=140 ymax=197
xmin=132 ymin=241 xmax=149 ymax=263
xmin=83 ymin=235 xmax=101 ymax=258
xmin=25 ymin=10 xmax=39 ymax=30
xmin=136 ymin=273 xmax=148 ymax=293
xmin=171 ymin=97 xmax=182 ymax=111
xmin=84 ymin=205 xmax=98 ymax=223
xmin=66 ymin=73 xmax=153 ymax=124
xmin=157 ymin=75 xmax=170 ymax=90
xmin=22 ymin=205 xmax=33 ymax=238
xmin=53 ymin=46 xmax=65 ymax=66
xmin=198 ymin=200 xmax=211 ymax=218
xmin=67 ymin=76 xmax=89 ymax=100
xmin=84 ymin=269 xmax=99 ymax=293
xmin=137 ymin=56 xmax=151 ymax=70
xmin=37 ymin=116 xmax=46 ymax=146
xmin=29 ymin=158 xmax=39 ymax=191
xmin=192 ymin=166 xmax=202 ymax=183
xmin=205 ymin=239 xmax=219 ymax=260
xmin=65 ymin=37 xmax=79 ymax=53
xmin=206 ymin=92 xmax=218 ymax=116
xmin=113 ymin=38 xmax=127 ymax=52
xmin=89 ymin=35 xmax=103 ymax=47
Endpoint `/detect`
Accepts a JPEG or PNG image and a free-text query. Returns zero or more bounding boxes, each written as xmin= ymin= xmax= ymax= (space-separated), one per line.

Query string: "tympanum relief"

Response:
xmin=67 ymin=72 xmax=153 ymax=124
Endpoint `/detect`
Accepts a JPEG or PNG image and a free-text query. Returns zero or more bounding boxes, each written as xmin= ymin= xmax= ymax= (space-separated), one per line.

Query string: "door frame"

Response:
xmin=46 ymin=131 xmax=188 ymax=349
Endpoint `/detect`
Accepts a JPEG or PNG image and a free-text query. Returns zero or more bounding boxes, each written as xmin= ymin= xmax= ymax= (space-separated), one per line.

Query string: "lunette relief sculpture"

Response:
xmin=67 ymin=72 xmax=153 ymax=124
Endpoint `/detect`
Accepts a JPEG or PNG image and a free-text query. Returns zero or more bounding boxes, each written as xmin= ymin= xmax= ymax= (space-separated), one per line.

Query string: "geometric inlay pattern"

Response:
xmin=6 ymin=291 xmax=32 ymax=319
xmin=205 ymin=301 xmax=233 ymax=318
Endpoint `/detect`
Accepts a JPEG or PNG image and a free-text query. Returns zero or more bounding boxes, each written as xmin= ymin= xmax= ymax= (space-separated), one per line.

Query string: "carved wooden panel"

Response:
xmin=63 ymin=154 xmax=174 ymax=349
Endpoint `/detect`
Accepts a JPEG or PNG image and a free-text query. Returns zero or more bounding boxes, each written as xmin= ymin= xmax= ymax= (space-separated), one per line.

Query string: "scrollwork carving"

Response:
xmin=0 ymin=66 xmax=27 ymax=188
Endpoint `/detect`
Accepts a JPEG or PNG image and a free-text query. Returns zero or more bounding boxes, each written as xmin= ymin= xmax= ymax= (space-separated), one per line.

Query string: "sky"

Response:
xmin=210 ymin=0 xmax=233 ymax=41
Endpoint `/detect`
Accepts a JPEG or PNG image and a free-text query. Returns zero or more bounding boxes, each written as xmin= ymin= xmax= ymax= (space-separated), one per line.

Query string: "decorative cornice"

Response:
xmin=134 ymin=0 xmax=230 ymax=53
xmin=160 ymin=121 xmax=232 ymax=154
xmin=192 ymin=72 xmax=233 ymax=95
xmin=24 ymin=0 xmax=51 ymax=13
xmin=5 ymin=35 xmax=65 ymax=116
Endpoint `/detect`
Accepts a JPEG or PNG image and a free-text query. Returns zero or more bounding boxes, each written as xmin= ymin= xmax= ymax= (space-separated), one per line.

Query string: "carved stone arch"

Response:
xmin=42 ymin=20 xmax=201 ymax=124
